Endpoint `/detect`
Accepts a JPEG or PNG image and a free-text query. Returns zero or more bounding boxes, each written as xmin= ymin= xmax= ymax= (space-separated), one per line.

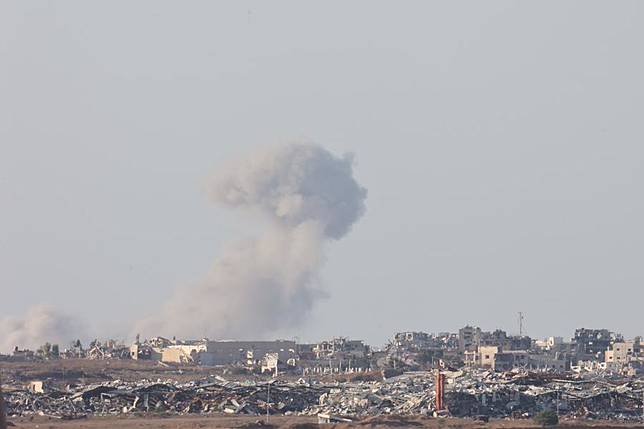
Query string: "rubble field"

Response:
xmin=2 ymin=361 xmax=643 ymax=424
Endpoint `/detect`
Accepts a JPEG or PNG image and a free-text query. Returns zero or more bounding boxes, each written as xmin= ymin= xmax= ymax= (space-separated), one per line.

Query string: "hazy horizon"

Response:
xmin=1 ymin=1 xmax=643 ymax=350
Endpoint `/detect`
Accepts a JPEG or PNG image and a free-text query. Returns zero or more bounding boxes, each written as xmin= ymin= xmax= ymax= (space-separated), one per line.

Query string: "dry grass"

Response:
xmin=0 ymin=359 xmax=236 ymax=388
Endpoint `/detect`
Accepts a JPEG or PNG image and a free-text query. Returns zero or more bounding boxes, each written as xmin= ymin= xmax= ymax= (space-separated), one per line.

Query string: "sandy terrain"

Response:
xmin=6 ymin=415 xmax=644 ymax=429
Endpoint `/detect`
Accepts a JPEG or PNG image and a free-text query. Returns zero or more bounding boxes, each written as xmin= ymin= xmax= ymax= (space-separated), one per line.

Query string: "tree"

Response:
xmin=40 ymin=343 xmax=52 ymax=358
xmin=534 ymin=410 xmax=559 ymax=427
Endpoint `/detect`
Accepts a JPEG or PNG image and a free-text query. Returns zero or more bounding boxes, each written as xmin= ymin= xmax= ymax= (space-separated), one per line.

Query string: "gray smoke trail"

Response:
xmin=137 ymin=143 xmax=367 ymax=339
xmin=0 ymin=305 xmax=84 ymax=353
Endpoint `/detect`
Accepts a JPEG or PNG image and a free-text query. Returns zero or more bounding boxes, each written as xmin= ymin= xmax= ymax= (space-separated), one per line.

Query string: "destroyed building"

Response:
xmin=458 ymin=326 xmax=481 ymax=351
xmin=295 ymin=338 xmax=372 ymax=374
xmin=534 ymin=336 xmax=565 ymax=350
xmin=573 ymin=328 xmax=623 ymax=361
xmin=384 ymin=332 xmax=450 ymax=371
xmin=435 ymin=332 xmax=460 ymax=351
xmin=312 ymin=338 xmax=370 ymax=360
xmin=10 ymin=348 xmax=34 ymax=361
xmin=86 ymin=339 xmax=131 ymax=360
xmin=606 ymin=338 xmax=642 ymax=364
xmin=393 ymin=332 xmax=434 ymax=350
xmin=458 ymin=326 xmax=531 ymax=352
xmin=466 ymin=345 xmax=569 ymax=372
xmin=130 ymin=337 xmax=297 ymax=367
xmin=295 ymin=343 xmax=317 ymax=360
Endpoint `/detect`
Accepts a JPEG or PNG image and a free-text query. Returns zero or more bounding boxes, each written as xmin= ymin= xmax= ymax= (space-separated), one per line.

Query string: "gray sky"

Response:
xmin=1 ymin=1 xmax=643 ymax=346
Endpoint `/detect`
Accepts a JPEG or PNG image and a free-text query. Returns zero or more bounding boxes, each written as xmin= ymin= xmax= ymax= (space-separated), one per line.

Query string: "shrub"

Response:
xmin=534 ymin=410 xmax=559 ymax=427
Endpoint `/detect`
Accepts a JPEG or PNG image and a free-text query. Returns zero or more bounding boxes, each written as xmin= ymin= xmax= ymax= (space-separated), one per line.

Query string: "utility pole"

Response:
xmin=266 ymin=382 xmax=270 ymax=423
xmin=556 ymin=389 xmax=560 ymax=417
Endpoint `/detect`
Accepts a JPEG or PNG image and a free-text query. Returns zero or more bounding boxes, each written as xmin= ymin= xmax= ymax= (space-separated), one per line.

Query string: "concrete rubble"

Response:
xmin=2 ymin=369 xmax=643 ymax=421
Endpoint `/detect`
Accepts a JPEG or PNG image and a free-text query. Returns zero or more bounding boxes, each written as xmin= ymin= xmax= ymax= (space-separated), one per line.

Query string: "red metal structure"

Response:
xmin=436 ymin=371 xmax=445 ymax=411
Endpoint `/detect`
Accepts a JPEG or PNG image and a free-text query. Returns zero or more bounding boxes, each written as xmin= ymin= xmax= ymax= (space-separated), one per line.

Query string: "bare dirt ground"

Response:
xmin=0 ymin=360 xmax=369 ymax=387
xmin=0 ymin=359 xmax=223 ymax=386
xmin=6 ymin=416 xmax=644 ymax=429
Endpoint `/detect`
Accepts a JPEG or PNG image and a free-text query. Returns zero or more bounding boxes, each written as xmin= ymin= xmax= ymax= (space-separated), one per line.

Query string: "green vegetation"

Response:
xmin=534 ymin=410 xmax=559 ymax=427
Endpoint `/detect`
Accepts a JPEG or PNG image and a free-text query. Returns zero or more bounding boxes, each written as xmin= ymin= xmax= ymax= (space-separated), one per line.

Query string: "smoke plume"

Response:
xmin=137 ymin=143 xmax=367 ymax=339
xmin=0 ymin=305 xmax=84 ymax=353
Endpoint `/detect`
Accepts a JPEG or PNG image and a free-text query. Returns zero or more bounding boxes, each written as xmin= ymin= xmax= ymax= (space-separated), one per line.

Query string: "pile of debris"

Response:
xmin=444 ymin=370 xmax=644 ymax=420
xmin=3 ymin=378 xmax=327 ymax=420
xmin=2 ymin=369 xmax=643 ymax=421
xmin=311 ymin=370 xmax=644 ymax=421
xmin=316 ymin=372 xmax=436 ymax=416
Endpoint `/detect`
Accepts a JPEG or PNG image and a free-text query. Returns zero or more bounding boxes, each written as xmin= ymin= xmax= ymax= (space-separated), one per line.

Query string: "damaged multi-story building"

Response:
xmin=604 ymin=337 xmax=643 ymax=375
xmin=605 ymin=337 xmax=642 ymax=364
xmin=312 ymin=337 xmax=370 ymax=360
xmin=572 ymin=328 xmax=623 ymax=362
xmin=384 ymin=332 xmax=439 ymax=370
xmin=458 ymin=326 xmax=531 ymax=352
xmin=296 ymin=338 xmax=372 ymax=373
xmin=130 ymin=337 xmax=297 ymax=368
xmin=468 ymin=346 xmax=568 ymax=372
xmin=460 ymin=326 xmax=537 ymax=371
xmin=393 ymin=332 xmax=434 ymax=350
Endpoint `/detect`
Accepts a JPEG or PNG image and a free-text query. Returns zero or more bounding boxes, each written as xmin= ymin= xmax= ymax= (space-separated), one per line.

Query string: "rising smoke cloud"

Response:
xmin=0 ymin=305 xmax=84 ymax=353
xmin=137 ymin=143 xmax=367 ymax=339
